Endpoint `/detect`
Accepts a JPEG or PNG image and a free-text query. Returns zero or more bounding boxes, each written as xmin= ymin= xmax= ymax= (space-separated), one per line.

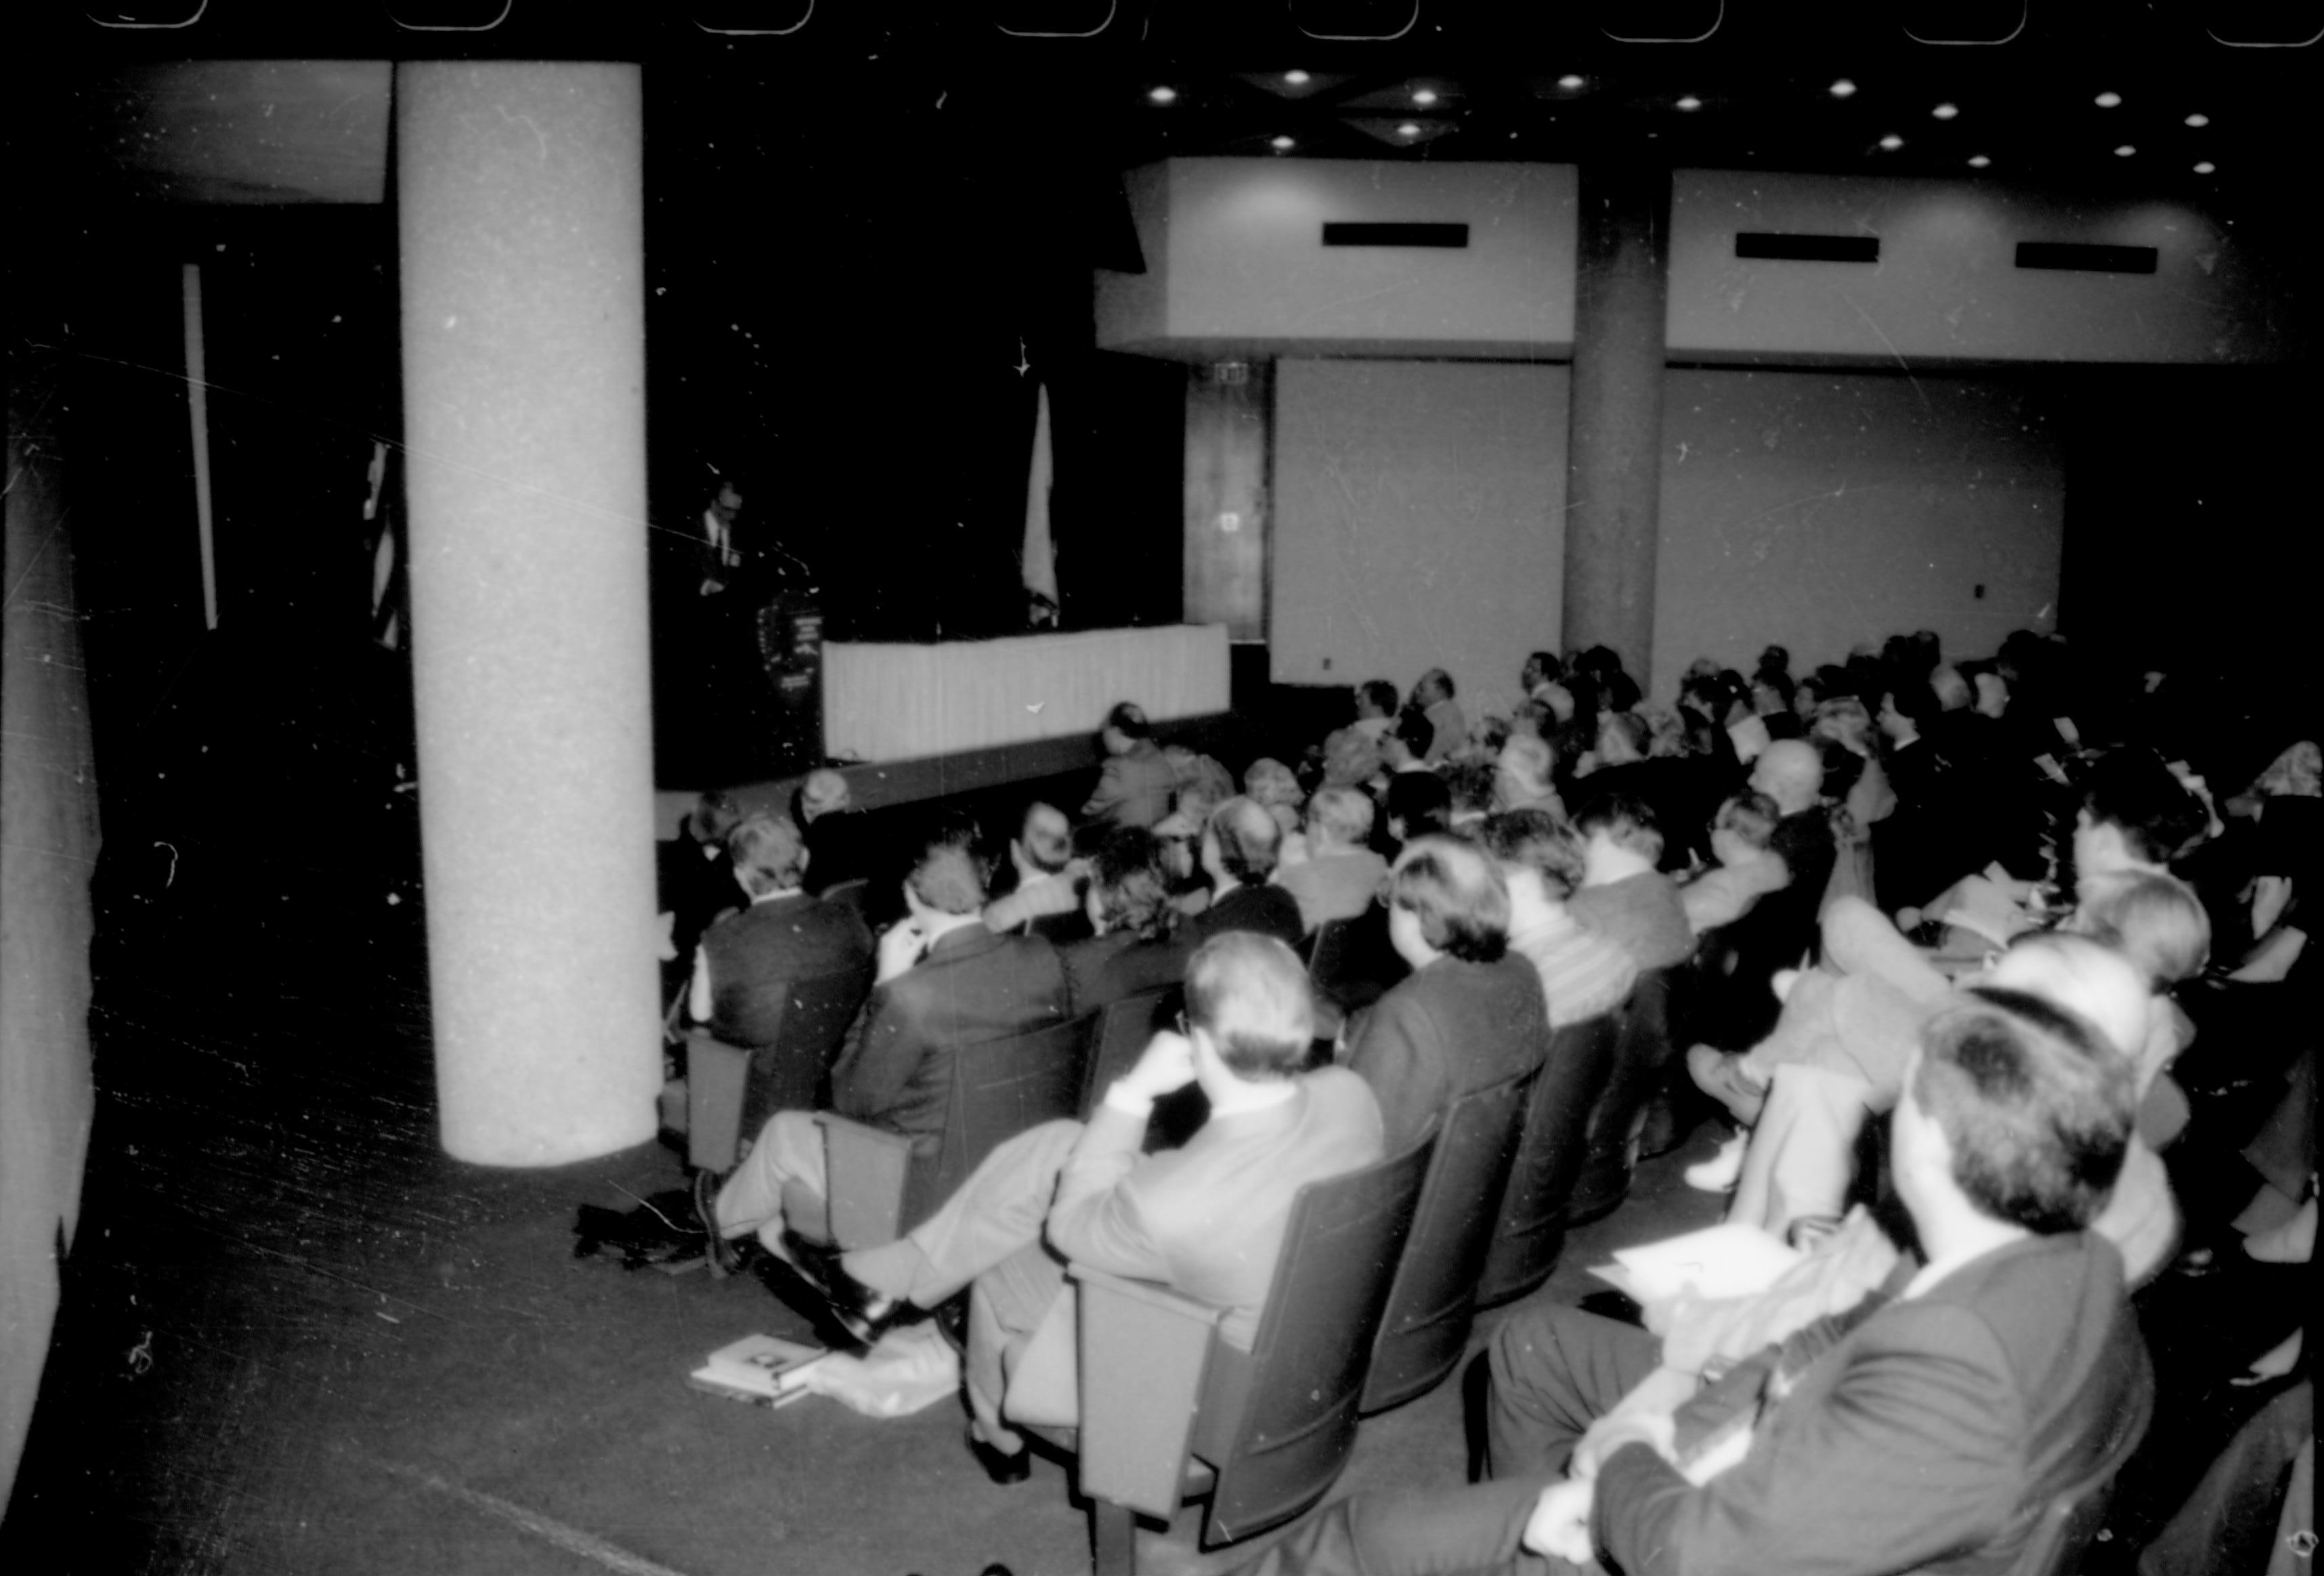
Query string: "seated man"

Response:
xmin=1184 ymin=797 xmax=1307 ymax=950
xmin=1493 ymin=733 xmax=1564 ymax=818
xmin=1058 ymin=827 xmax=1186 ymax=1013
xmin=659 ymin=789 xmax=743 ymax=998
xmin=1477 ymin=810 xmax=1637 ymax=1029
xmin=1566 ymin=793 xmax=1696 ymax=971
xmin=1319 ymin=680 xmax=1400 ymax=789
xmin=793 ymin=768 xmax=876 ymax=898
xmin=1231 ymin=982 xmax=2149 ymax=1576
xmin=788 ymin=933 xmax=1383 ymax=1481
xmin=1275 ymin=785 xmax=1388 ymax=934
xmin=981 ymin=801 xmax=1085 ymax=935
xmin=1752 ymin=738 xmax=1836 ymax=909
xmin=687 ymin=812 xmax=874 ymax=1047
xmin=1679 ymin=791 xmax=1790 ymax=937
xmin=1349 ymin=836 xmax=1551 ymax=1152
xmin=1082 ymin=702 xmax=1175 ymax=829
xmin=1413 ymin=668 xmax=1469 ymax=765
xmin=700 ymin=814 xmax=1071 ymax=1269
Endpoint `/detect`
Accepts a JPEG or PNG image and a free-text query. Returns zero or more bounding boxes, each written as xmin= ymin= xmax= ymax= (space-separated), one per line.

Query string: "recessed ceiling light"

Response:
xmin=1270 ymin=135 xmax=1295 ymax=152
xmin=2115 ymin=144 xmax=2136 ymax=157
xmin=1412 ymin=88 xmax=1439 ymax=106
xmin=2194 ymin=160 xmax=2216 ymax=174
xmin=1932 ymin=103 xmax=1959 ymax=120
xmin=2185 ymin=113 xmax=2210 ymax=127
xmin=1677 ymin=95 xmax=1702 ymax=111
xmin=1397 ymin=122 xmax=1421 ymax=137
xmin=1148 ymin=86 xmax=1176 ymax=104
xmin=2094 ymin=91 xmax=2122 ymax=108
xmin=1557 ymin=74 xmax=1585 ymax=91
xmin=1830 ymin=79 xmax=1857 ymax=98
xmin=1968 ymin=154 xmax=1992 ymax=169
xmin=1284 ymin=70 xmax=1310 ymax=86
xmin=1879 ymin=133 xmax=1905 ymax=150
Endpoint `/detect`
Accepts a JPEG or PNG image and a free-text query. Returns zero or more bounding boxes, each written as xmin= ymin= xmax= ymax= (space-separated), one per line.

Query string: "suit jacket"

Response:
xmin=697 ymin=893 xmax=874 ymax=1047
xmin=1058 ymin=928 xmax=1189 ymax=1016
xmin=1185 ymin=882 xmax=1308 ymax=952
xmin=1050 ymin=1066 xmax=1385 ymax=1351
xmin=1595 ymin=1232 xmax=2150 ymax=1576
xmin=1082 ymin=739 xmax=1176 ymax=829
xmin=826 ymin=923 xmax=1071 ymax=1147
xmin=1347 ymin=953 xmax=1551 ymax=1154
xmin=659 ymin=835 xmax=739 ymax=966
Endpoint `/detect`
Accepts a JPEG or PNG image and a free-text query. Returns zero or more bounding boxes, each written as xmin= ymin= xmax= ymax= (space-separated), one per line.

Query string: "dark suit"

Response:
xmin=1230 ymin=1233 xmax=2148 ymax=1576
xmin=696 ymin=892 xmax=873 ymax=1048
xmin=1083 ymin=739 xmax=1176 ymax=829
xmin=658 ymin=834 xmax=739 ymax=982
xmin=1347 ymin=953 xmax=1551 ymax=1154
xmin=827 ymin=922 xmax=1071 ymax=1150
xmin=1186 ymin=883 xmax=1308 ymax=952
xmin=1059 ymin=928 xmax=1188 ymax=1016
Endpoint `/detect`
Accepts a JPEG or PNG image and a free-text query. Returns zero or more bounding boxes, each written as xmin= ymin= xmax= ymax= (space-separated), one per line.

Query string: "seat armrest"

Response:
xmin=1071 ymin=1265 xmax=1222 ymax=1519
xmin=813 ymin=1112 xmax=915 ymax=1250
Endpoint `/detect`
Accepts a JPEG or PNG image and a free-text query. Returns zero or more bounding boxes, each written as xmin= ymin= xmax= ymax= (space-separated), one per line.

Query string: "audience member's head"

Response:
xmin=1929 ymin=664 xmax=1973 ymax=714
xmin=1749 ymin=739 xmax=1826 ymax=816
xmin=1878 ymin=680 xmax=1942 ymax=742
xmin=1304 ymin=785 xmax=1377 ymax=854
xmin=1165 ymin=747 xmax=1236 ymax=806
xmin=1643 ymin=706 xmax=1688 ymax=760
xmin=1244 ymin=758 xmax=1305 ymax=814
xmin=1507 ymin=700 xmax=1553 ymax=743
xmin=1444 ymin=759 xmax=1500 ymax=825
xmin=1083 ymin=827 xmax=1170 ymax=940
xmin=1710 ymin=792 xmax=1781 ymax=867
xmin=1495 ymin=733 xmax=1558 ymax=809
xmin=1757 ymin=644 xmax=1791 ymax=680
xmin=1184 ymin=932 xmax=1314 ymax=1082
xmin=1383 ymin=771 xmax=1454 ymax=845
xmin=1537 ymin=682 xmax=1577 ymax=725
xmin=1980 ymin=930 xmax=2152 ymax=1068
xmin=1016 ymin=802 xmax=1074 ymax=875
xmin=1751 ymin=670 xmax=1796 ymax=720
xmin=1574 ymin=791 xmax=1666 ymax=870
xmin=1204 ymin=796 xmax=1283 ymax=888
xmin=1382 ymin=709 xmax=1434 ymax=767
xmin=909 ymin=812 xmax=992 ymax=917
xmin=1477 ymin=808 xmax=1587 ymax=903
xmin=2073 ymin=871 xmax=2212 ymax=990
xmin=689 ymin=790 xmax=743 ymax=847
xmin=727 ymin=813 xmax=811 ymax=897
xmin=1101 ymin=701 xmax=1151 ymax=754
xmin=1813 ymin=695 xmax=1874 ymax=752
xmin=2077 ymin=748 xmax=2211 ymax=873
xmin=796 ymin=770 xmax=851 ymax=823
xmin=1596 ymin=709 xmax=1648 ymax=767
xmin=1416 ymin=667 xmax=1457 ymax=705
xmin=1903 ymin=986 xmax=2134 ymax=1235
xmin=1973 ymin=670 xmax=2010 ymax=720
xmin=1387 ymin=835 xmax=1511 ymax=966
xmin=1356 ymin=678 xmax=1400 ymax=720
xmin=1522 ymin=651 xmax=1561 ymax=693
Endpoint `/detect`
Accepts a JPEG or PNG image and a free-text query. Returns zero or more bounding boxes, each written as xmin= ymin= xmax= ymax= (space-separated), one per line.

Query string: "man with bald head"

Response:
xmin=1750 ymin=739 xmax=1836 ymax=909
xmin=1185 ymin=796 xmax=1307 ymax=948
xmin=983 ymin=801 xmax=1085 ymax=934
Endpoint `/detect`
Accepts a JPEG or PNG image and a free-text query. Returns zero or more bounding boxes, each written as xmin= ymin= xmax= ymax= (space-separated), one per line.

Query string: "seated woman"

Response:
xmin=1678 ymin=792 xmax=1790 ymax=937
xmin=1058 ymin=827 xmax=1185 ymax=1015
xmin=1273 ymin=785 xmax=1387 ymax=934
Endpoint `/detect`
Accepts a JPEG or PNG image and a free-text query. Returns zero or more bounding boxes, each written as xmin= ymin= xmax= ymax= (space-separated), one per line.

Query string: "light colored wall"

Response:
xmin=1666 ymin=169 xmax=2277 ymax=365
xmin=1652 ymin=368 xmax=2065 ymax=694
xmin=1099 ymin=159 xmax=1578 ymax=359
xmin=1270 ymin=359 xmax=1569 ymax=716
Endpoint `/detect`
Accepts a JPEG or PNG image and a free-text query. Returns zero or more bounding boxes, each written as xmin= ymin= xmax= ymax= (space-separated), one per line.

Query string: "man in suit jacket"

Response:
xmin=1228 ymin=982 xmax=2150 ymax=1576
xmin=1184 ymin=797 xmax=1307 ymax=950
xmin=687 ymin=812 xmax=872 ymax=1047
xmin=1349 ymin=835 xmax=1551 ymax=1153
xmin=795 ymin=932 xmax=1384 ymax=1478
xmin=1082 ymin=701 xmax=1176 ymax=829
xmin=704 ymin=814 xmax=1070 ymax=1265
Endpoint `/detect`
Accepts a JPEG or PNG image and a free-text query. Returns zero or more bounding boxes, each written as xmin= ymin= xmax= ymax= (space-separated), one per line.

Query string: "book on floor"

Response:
xmin=687 ymin=1333 xmax=830 ymax=1409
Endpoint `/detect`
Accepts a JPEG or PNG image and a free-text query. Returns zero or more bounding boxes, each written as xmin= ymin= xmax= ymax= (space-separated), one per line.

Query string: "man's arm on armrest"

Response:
xmin=825 ymin=989 xmax=908 ymax=1122
xmin=1046 ymin=1097 xmax=1172 ymax=1283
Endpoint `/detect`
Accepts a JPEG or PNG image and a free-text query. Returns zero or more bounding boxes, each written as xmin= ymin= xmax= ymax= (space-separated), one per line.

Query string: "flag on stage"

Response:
xmin=1022 ymin=380 xmax=1059 ymax=619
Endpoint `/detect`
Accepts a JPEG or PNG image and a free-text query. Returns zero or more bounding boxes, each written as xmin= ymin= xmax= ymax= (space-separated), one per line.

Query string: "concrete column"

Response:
xmin=397 ymin=62 xmax=660 ymax=1165
xmin=1561 ymin=158 xmax=1673 ymax=692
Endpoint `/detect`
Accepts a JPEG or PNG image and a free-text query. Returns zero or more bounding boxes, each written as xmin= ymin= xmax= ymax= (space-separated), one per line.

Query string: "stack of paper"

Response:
xmin=1589 ymin=1223 xmax=1803 ymax=1305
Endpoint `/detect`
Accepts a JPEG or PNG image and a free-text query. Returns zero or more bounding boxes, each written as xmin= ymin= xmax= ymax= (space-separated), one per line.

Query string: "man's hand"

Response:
xmin=1523 ymin=1479 xmax=1595 ymax=1565
xmin=875 ymin=917 xmax=924 ymax=984
xmin=1113 ymin=1029 xmax=1199 ymax=1105
xmin=1571 ymin=1407 xmax=1679 ymax=1481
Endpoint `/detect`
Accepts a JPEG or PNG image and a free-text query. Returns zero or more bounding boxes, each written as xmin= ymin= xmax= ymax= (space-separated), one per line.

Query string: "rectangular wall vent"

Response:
xmin=1735 ymin=232 xmax=1881 ymax=263
xmin=1320 ymin=222 xmax=1471 ymax=248
xmin=2015 ymin=242 xmax=2159 ymax=274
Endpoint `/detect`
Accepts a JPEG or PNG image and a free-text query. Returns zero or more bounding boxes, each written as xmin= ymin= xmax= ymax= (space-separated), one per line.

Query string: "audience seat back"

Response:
xmin=1566 ymin=965 xmax=1683 ymax=1226
xmin=681 ymin=961 xmax=874 ymax=1174
xmin=1998 ymin=1349 xmax=2155 ymax=1576
xmin=1081 ymin=986 xmax=1180 ymax=1114
xmin=1307 ymin=906 xmax=1409 ymax=1018
xmin=1360 ymin=1065 xmax=1538 ymax=1413
xmin=1475 ymin=1009 xmax=1622 ymax=1308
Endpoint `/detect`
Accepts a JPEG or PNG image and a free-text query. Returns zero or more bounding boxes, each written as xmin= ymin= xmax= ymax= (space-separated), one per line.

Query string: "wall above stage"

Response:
xmin=1098 ymin=157 xmax=2285 ymax=367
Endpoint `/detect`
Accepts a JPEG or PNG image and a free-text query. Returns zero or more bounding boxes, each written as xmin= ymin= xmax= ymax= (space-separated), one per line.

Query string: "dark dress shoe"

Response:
xmin=780 ymin=1229 xmax=905 ymax=1349
xmin=966 ymin=1428 xmax=1031 ymax=1486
